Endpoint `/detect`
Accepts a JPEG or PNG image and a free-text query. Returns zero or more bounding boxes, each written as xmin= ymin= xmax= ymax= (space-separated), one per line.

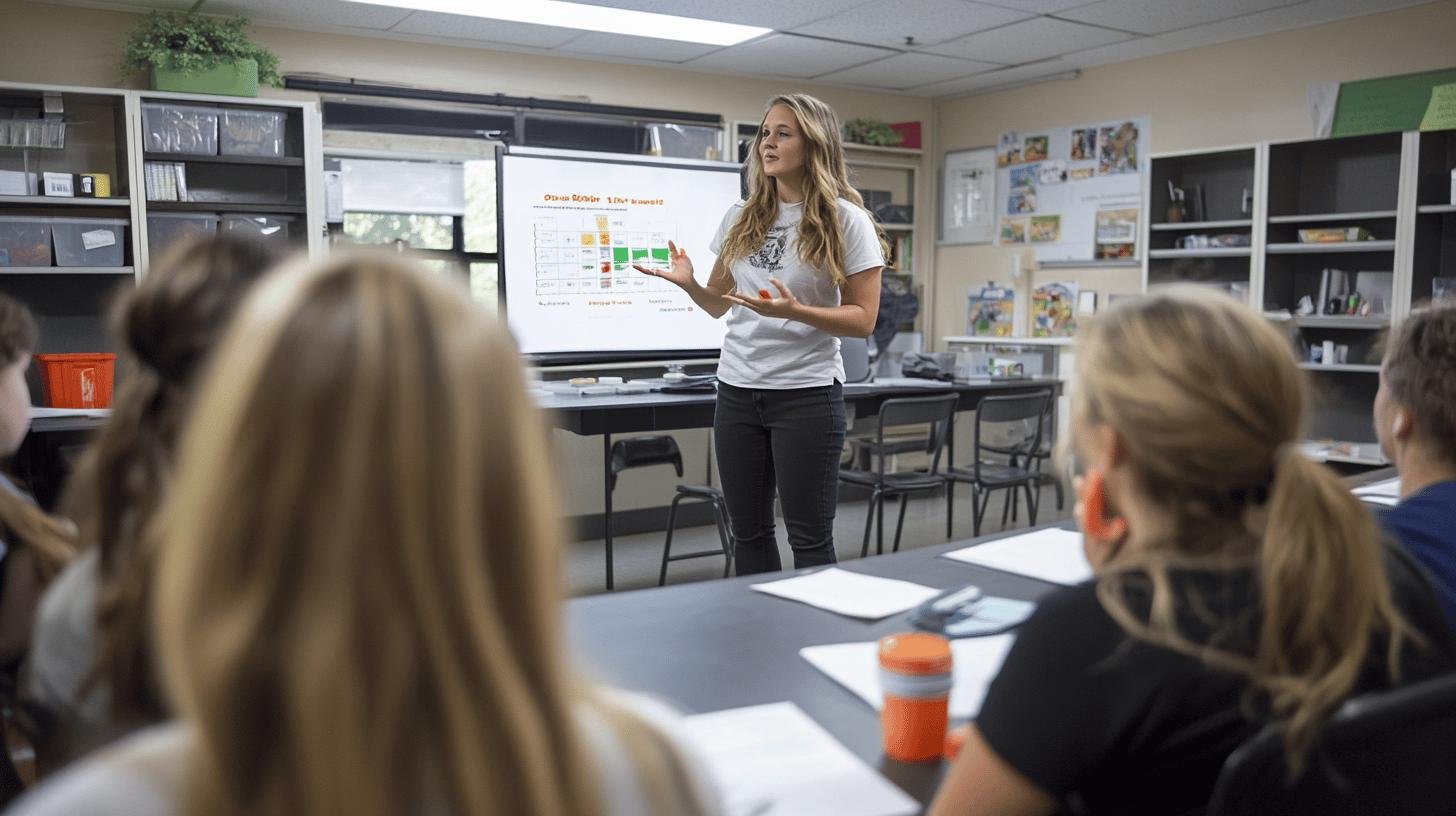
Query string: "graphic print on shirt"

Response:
xmin=747 ymin=225 xmax=790 ymax=273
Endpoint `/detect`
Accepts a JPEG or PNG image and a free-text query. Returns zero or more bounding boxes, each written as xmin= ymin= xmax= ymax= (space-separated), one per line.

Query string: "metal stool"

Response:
xmin=606 ymin=435 xmax=684 ymax=590
xmin=660 ymin=483 xmax=734 ymax=586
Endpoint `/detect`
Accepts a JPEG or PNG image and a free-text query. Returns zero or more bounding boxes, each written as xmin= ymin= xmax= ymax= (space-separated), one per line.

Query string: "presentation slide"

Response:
xmin=500 ymin=148 xmax=742 ymax=358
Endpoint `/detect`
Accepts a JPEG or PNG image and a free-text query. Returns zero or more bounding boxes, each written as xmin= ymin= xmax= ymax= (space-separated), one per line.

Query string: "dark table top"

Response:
xmin=566 ymin=524 xmax=1070 ymax=807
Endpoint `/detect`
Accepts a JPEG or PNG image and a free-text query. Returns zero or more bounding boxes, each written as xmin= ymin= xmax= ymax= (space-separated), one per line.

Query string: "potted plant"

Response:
xmin=121 ymin=12 xmax=281 ymax=98
xmin=842 ymin=118 xmax=903 ymax=148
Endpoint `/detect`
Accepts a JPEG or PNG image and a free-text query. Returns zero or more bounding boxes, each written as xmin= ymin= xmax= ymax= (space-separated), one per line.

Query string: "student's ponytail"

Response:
xmin=1257 ymin=445 xmax=1415 ymax=771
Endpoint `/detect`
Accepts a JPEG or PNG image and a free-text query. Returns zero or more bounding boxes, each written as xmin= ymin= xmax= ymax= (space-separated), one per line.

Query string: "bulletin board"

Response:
xmin=994 ymin=116 xmax=1148 ymax=263
xmin=940 ymin=146 xmax=996 ymax=245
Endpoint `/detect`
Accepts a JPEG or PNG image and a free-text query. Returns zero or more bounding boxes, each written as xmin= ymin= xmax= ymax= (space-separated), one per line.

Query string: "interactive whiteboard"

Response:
xmin=499 ymin=146 xmax=742 ymax=361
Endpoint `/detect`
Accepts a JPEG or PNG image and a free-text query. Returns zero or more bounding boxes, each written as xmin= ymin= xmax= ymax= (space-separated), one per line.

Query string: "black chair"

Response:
xmin=838 ymin=393 xmax=958 ymax=558
xmin=609 ymin=436 xmax=733 ymax=589
xmin=945 ymin=390 xmax=1052 ymax=538
xmin=659 ymin=482 xmax=734 ymax=586
xmin=994 ymin=399 xmax=1064 ymax=524
xmin=1207 ymin=671 xmax=1456 ymax=816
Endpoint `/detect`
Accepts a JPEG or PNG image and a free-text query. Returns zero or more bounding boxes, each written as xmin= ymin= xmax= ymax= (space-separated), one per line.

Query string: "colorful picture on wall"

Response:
xmin=1007 ymin=187 xmax=1036 ymax=215
xmin=1030 ymin=214 xmax=1061 ymax=243
xmin=997 ymin=132 xmax=1022 ymax=166
xmin=1094 ymin=207 xmax=1139 ymax=258
xmin=1000 ymin=217 xmax=1027 ymax=244
xmin=1038 ymin=160 xmax=1068 ymax=185
xmin=1031 ymin=281 xmax=1079 ymax=337
xmin=1069 ymin=167 xmax=1095 ymax=181
xmin=1009 ymin=164 xmax=1039 ymax=188
xmin=967 ymin=283 xmax=1016 ymax=337
xmin=1023 ymin=135 xmax=1049 ymax=162
xmin=1098 ymin=121 xmax=1139 ymax=175
xmin=1070 ymin=128 xmax=1097 ymax=161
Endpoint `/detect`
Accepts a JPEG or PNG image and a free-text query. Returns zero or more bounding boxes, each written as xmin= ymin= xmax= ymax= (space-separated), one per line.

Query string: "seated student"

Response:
xmin=1373 ymin=302 xmax=1456 ymax=627
xmin=0 ymin=294 xmax=76 ymax=805
xmin=928 ymin=288 xmax=1456 ymax=816
xmin=21 ymin=237 xmax=279 ymax=772
xmin=9 ymin=253 xmax=720 ymax=816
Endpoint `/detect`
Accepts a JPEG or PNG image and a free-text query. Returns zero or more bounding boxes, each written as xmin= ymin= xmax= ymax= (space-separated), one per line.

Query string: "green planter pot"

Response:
xmin=150 ymin=57 xmax=259 ymax=98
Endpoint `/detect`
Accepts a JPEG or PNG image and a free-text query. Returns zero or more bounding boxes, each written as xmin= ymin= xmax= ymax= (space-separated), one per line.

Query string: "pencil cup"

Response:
xmin=878 ymin=632 xmax=953 ymax=762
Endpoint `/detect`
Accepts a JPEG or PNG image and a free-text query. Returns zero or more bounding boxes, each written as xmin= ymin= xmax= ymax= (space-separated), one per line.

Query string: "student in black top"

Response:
xmin=928 ymin=288 xmax=1456 ymax=816
xmin=1372 ymin=301 xmax=1456 ymax=627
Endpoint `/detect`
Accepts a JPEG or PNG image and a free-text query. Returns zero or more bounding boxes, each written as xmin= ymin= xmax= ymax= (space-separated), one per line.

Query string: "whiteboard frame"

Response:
xmin=939 ymin=146 xmax=997 ymax=245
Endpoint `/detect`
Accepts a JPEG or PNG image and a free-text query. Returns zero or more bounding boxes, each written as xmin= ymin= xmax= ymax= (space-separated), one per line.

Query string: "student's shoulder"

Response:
xmin=8 ymin=723 xmax=189 ymax=816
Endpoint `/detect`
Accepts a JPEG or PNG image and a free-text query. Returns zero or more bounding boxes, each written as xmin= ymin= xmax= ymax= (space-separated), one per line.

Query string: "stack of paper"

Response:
xmin=1353 ymin=477 xmax=1401 ymax=507
xmin=682 ymin=702 xmax=919 ymax=816
xmin=801 ymin=635 xmax=1016 ymax=719
xmin=750 ymin=568 xmax=940 ymax=620
xmin=941 ymin=528 xmax=1092 ymax=585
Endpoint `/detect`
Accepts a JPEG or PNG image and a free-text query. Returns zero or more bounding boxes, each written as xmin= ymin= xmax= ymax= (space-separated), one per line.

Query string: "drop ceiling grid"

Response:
xmin=789 ymin=0 xmax=1035 ymax=49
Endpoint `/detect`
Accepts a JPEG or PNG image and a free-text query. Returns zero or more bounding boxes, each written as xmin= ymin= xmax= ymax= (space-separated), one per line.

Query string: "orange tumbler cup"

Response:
xmin=878 ymin=632 xmax=953 ymax=762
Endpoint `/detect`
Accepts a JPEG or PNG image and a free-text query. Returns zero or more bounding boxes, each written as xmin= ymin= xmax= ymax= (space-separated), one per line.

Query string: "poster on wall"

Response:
xmin=994 ymin=116 xmax=1148 ymax=263
xmin=940 ymin=146 xmax=996 ymax=245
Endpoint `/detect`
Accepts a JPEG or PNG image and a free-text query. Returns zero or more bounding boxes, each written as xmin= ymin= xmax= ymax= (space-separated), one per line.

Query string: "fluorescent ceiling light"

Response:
xmin=343 ymin=0 xmax=772 ymax=46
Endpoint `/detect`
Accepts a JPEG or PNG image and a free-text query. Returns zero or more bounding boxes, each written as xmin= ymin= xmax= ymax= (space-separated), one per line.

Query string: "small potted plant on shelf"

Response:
xmin=842 ymin=118 xmax=903 ymax=148
xmin=121 ymin=12 xmax=281 ymax=97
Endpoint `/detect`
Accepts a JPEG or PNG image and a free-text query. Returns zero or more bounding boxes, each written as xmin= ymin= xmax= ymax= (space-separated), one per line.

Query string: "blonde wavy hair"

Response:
xmin=1072 ymin=287 xmax=1419 ymax=774
xmin=716 ymin=93 xmax=889 ymax=287
xmin=153 ymin=252 xmax=709 ymax=816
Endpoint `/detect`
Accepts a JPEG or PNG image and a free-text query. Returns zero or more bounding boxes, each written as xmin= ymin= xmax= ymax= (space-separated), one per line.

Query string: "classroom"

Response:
xmin=0 ymin=0 xmax=1453 ymax=813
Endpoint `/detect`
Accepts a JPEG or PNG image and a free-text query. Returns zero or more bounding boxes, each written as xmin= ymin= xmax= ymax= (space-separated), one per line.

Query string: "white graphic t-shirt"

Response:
xmin=709 ymin=198 xmax=885 ymax=389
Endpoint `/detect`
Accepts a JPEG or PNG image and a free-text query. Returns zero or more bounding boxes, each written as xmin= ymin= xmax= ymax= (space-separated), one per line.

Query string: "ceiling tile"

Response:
xmin=553 ymin=31 xmax=722 ymax=63
xmin=791 ymin=0 xmax=1032 ymax=50
xmin=910 ymin=58 xmax=1076 ymax=96
xmin=682 ymin=34 xmax=896 ymax=79
xmin=388 ymin=11 xmax=583 ymax=49
xmin=572 ymin=0 xmax=870 ymax=29
xmin=202 ymin=0 xmax=413 ymax=30
xmin=1057 ymin=0 xmax=1307 ymax=36
xmin=977 ymin=0 xmax=1099 ymax=11
xmin=815 ymin=52 xmax=998 ymax=89
xmin=927 ymin=16 xmax=1136 ymax=63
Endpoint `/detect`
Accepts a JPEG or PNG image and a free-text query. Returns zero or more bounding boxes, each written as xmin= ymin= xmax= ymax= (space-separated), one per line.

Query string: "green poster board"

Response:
xmin=1330 ymin=68 xmax=1456 ymax=137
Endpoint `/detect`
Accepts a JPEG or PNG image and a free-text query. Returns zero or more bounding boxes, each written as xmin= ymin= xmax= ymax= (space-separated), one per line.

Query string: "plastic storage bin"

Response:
xmin=51 ymin=217 xmax=127 ymax=267
xmin=0 ymin=216 xmax=52 ymax=267
xmin=35 ymin=353 xmax=115 ymax=408
xmin=221 ymin=213 xmax=292 ymax=244
xmin=142 ymin=103 xmax=220 ymax=155
xmin=220 ymin=108 xmax=286 ymax=158
xmin=147 ymin=212 xmax=217 ymax=258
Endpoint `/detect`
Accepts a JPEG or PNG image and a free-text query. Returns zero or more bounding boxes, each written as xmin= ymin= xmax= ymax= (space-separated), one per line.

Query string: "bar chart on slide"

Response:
xmin=531 ymin=212 xmax=676 ymax=296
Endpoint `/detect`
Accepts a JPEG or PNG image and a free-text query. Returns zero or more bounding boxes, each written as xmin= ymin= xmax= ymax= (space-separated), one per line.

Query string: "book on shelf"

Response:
xmin=144 ymin=161 xmax=188 ymax=202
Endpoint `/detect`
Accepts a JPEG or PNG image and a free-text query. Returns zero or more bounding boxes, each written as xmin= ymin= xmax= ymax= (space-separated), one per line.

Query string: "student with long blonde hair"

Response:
xmin=22 ymin=236 xmax=278 ymax=772
xmin=635 ymin=93 xmax=887 ymax=574
xmin=929 ymin=288 xmax=1456 ymax=816
xmin=10 ymin=253 xmax=719 ymax=816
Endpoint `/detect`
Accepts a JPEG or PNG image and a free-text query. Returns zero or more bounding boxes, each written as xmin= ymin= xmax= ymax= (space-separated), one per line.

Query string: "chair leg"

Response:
xmin=712 ymin=497 xmax=735 ymax=578
xmin=876 ymin=493 xmax=887 ymax=556
xmin=860 ymin=489 xmax=879 ymax=559
xmin=945 ymin=477 xmax=955 ymax=539
xmin=658 ymin=493 xmax=685 ymax=587
xmin=892 ymin=492 xmax=910 ymax=553
xmin=1025 ymin=483 xmax=1040 ymax=526
xmin=972 ymin=487 xmax=985 ymax=538
xmin=1011 ymin=485 xmax=1020 ymax=523
xmin=1054 ymin=476 xmax=1065 ymax=511
xmin=1001 ymin=487 xmax=1013 ymax=527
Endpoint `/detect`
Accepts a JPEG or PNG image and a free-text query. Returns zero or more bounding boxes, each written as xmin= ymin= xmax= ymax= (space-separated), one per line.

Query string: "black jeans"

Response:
xmin=714 ymin=381 xmax=847 ymax=575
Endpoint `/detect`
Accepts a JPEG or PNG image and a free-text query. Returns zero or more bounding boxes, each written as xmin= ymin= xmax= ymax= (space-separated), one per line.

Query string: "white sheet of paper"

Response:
xmin=1353 ymin=478 xmax=1401 ymax=498
xmin=682 ymin=702 xmax=918 ymax=816
xmin=1357 ymin=494 xmax=1400 ymax=507
xmin=800 ymin=635 xmax=1016 ymax=720
xmin=750 ymin=568 xmax=941 ymax=620
xmin=941 ymin=527 xmax=1092 ymax=585
xmin=29 ymin=407 xmax=110 ymax=418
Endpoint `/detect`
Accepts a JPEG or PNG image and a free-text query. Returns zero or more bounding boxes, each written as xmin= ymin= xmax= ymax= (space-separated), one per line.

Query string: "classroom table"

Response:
xmin=567 ymin=522 xmax=1070 ymax=809
xmin=538 ymin=377 xmax=1062 ymax=590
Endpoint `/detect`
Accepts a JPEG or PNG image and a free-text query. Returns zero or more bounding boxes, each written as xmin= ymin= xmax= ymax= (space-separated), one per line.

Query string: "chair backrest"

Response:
xmin=875 ymin=393 xmax=959 ymax=477
xmin=1207 ymin=671 xmax=1456 ymax=816
xmin=840 ymin=336 xmax=872 ymax=384
xmin=609 ymin=435 xmax=684 ymax=491
xmin=973 ymin=390 xmax=1051 ymax=479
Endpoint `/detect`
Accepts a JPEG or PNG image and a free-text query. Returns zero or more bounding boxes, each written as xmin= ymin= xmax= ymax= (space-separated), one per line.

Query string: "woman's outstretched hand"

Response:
xmin=633 ymin=240 xmax=696 ymax=289
xmin=723 ymin=277 xmax=801 ymax=319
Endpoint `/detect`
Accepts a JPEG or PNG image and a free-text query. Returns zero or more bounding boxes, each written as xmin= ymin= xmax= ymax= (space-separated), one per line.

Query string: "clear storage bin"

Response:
xmin=147 ymin=212 xmax=217 ymax=258
xmin=221 ymin=213 xmax=293 ymax=243
xmin=220 ymin=108 xmax=286 ymax=158
xmin=0 ymin=216 xmax=53 ymax=267
xmin=51 ymin=217 xmax=127 ymax=267
xmin=142 ymin=103 xmax=220 ymax=155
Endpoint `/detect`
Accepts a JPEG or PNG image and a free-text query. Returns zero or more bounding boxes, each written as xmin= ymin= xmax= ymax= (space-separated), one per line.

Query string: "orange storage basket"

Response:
xmin=34 ymin=353 xmax=115 ymax=409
